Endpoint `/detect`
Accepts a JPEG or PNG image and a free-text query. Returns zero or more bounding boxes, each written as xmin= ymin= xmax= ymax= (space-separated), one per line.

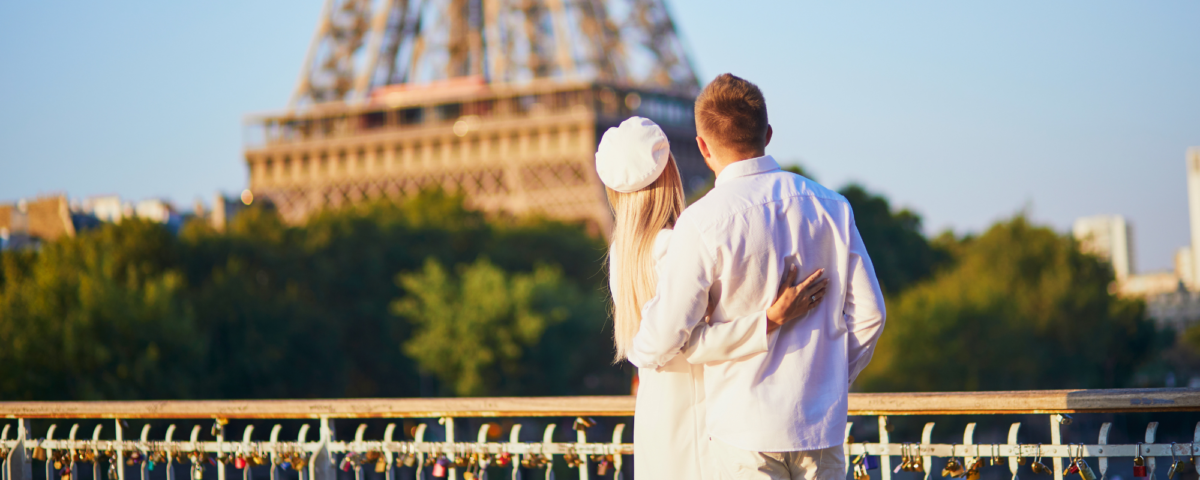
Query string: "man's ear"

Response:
xmin=764 ymin=125 xmax=773 ymax=147
xmin=696 ymin=135 xmax=712 ymax=160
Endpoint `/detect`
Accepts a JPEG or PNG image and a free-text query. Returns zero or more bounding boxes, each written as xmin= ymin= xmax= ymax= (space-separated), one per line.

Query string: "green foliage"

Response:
xmin=856 ymin=216 xmax=1157 ymax=392
xmin=0 ymin=181 xmax=1168 ymax=398
xmin=0 ymin=219 xmax=200 ymax=400
xmin=395 ymin=259 xmax=604 ymax=396
xmin=0 ymin=192 xmax=619 ymax=400
xmin=839 ymin=184 xmax=948 ymax=294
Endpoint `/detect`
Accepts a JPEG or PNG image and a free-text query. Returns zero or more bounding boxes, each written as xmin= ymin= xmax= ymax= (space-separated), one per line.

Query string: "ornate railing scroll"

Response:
xmin=0 ymin=389 xmax=1197 ymax=480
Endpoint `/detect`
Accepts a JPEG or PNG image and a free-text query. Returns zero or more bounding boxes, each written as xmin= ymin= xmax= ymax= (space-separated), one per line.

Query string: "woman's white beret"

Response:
xmin=595 ymin=116 xmax=670 ymax=193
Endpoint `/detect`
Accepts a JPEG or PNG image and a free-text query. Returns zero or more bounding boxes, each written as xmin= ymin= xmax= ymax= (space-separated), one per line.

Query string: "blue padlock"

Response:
xmin=863 ymin=456 xmax=879 ymax=471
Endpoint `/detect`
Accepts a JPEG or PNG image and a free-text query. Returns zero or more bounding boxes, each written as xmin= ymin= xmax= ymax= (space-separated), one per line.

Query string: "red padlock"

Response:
xmin=234 ymin=457 xmax=247 ymax=470
xmin=431 ymin=456 xmax=450 ymax=478
xmin=495 ymin=453 xmax=511 ymax=467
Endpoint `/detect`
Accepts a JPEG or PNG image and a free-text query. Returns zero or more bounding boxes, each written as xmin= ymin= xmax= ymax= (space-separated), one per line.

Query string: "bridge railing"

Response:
xmin=0 ymin=389 xmax=1197 ymax=480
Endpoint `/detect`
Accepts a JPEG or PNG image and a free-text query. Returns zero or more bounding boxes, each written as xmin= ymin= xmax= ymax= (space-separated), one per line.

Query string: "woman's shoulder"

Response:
xmin=653 ymin=229 xmax=673 ymax=261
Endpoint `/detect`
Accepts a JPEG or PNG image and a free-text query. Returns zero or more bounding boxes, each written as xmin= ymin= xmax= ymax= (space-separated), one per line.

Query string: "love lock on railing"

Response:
xmin=0 ymin=416 xmax=631 ymax=480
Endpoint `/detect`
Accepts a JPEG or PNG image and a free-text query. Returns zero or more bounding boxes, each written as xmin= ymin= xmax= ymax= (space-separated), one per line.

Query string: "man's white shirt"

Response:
xmin=628 ymin=155 xmax=886 ymax=452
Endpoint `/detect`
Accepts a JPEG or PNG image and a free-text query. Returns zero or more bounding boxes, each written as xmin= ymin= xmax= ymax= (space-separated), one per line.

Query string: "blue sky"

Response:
xmin=1 ymin=1 xmax=1198 ymax=272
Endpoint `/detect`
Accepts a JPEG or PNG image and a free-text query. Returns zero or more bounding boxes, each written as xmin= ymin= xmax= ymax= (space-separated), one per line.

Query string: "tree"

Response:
xmin=0 ymin=219 xmax=201 ymax=400
xmin=856 ymin=216 xmax=1157 ymax=392
xmin=393 ymin=258 xmax=606 ymax=396
xmin=839 ymin=184 xmax=947 ymax=295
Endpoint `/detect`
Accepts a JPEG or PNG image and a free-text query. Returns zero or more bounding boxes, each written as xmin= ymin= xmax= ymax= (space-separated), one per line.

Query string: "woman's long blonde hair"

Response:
xmin=607 ymin=154 xmax=686 ymax=362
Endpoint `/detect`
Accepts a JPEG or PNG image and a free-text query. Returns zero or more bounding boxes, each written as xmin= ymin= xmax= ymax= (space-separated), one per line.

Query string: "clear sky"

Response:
xmin=1 ymin=1 xmax=1198 ymax=272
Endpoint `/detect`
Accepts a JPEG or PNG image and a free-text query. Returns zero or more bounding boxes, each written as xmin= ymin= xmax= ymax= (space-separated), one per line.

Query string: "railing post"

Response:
xmin=242 ymin=425 xmax=256 ymax=480
xmin=216 ymin=420 xmax=227 ymax=480
xmin=45 ymin=425 xmax=57 ymax=480
xmin=1008 ymin=423 xmax=1021 ymax=480
xmin=610 ymin=424 xmax=624 ymax=480
xmin=1098 ymin=423 xmax=1111 ymax=480
xmin=139 ymin=424 xmax=151 ymax=480
xmin=574 ymin=418 xmax=589 ymax=480
xmin=439 ymin=417 xmax=456 ymax=480
xmin=920 ymin=422 xmax=935 ymax=480
xmin=844 ymin=422 xmax=853 ymax=477
xmin=92 ymin=425 xmax=104 ymax=480
xmin=963 ymin=423 xmax=976 ymax=470
xmin=1050 ymin=415 xmax=1064 ymax=480
xmin=383 ymin=424 xmax=396 ymax=480
xmin=7 ymin=419 xmax=31 ymax=480
xmin=164 ymin=425 xmax=177 ymax=480
xmin=1145 ymin=422 xmax=1159 ymax=480
xmin=542 ymin=424 xmax=557 ymax=480
xmin=353 ymin=424 xmax=367 ymax=480
xmin=268 ymin=425 xmax=282 ymax=480
xmin=310 ymin=417 xmax=335 ymax=480
xmin=878 ymin=416 xmax=891 ymax=480
xmin=296 ymin=424 xmax=310 ymax=480
xmin=68 ymin=424 xmax=80 ymax=480
xmin=508 ymin=424 xmax=522 ymax=480
xmin=116 ymin=419 xmax=127 ymax=480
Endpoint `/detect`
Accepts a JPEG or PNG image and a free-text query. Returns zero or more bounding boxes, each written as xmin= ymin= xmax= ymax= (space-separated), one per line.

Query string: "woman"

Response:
xmin=596 ymin=117 xmax=827 ymax=479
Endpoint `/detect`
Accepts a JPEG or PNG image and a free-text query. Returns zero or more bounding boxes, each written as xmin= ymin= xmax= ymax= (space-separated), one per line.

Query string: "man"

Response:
xmin=627 ymin=73 xmax=887 ymax=480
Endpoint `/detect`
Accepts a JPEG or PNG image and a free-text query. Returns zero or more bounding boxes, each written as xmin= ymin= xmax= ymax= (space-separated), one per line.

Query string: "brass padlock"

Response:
xmin=942 ymin=458 xmax=965 ymax=478
xmin=1078 ymin=458 xmax=1098 ymax=480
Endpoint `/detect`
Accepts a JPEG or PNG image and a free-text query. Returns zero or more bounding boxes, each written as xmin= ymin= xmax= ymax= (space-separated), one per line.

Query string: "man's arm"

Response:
xmin=844 ymin=219 xmax=886 ymax=385
xmin=627 ymin=218 xmax=716 ymax=369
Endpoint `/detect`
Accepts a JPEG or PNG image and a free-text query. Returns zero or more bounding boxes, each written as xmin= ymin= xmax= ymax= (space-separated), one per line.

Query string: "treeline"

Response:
xmin=0 ymin=185 xmax=1187 ymax=400
xmin=0 ymin=192 xmax=619 ymax=400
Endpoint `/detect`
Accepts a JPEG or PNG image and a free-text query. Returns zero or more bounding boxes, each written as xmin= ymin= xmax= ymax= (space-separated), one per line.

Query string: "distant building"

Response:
xmin=1188 ymin=146 xmax=1200 ymax=290
xmin=83 ymin=195 xmax=129 ymax=223
xmin=0 ymin=195 xmax=77 ymax=250
xmin=1073 ymin=215 xmax=1134 ymax=280
xmin=1079 ymin=148 xmax=1200 ymax=331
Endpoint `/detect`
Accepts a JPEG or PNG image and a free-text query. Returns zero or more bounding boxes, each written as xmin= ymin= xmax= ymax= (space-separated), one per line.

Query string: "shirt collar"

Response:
xmin=714 ymin=155 xmax=781 ymax=187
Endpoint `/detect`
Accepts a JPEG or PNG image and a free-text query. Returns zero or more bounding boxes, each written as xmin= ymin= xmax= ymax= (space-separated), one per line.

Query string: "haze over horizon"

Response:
xmin=1 ymin=1 xmax=1198 ymax=272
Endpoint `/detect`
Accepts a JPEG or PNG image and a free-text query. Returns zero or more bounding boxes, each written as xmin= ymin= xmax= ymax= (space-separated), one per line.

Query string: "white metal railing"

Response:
xmin=0 ymin=389 xmax=1197 ymax=480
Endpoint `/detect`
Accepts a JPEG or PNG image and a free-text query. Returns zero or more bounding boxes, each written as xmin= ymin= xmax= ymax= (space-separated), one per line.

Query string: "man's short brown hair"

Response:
xmin=694 ymin=73 xmax=769 ymax=153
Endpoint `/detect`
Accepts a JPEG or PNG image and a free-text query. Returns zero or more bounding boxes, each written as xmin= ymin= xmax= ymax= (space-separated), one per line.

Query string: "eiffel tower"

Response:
xmin=243 ymin=0 xmax=706 ymax=235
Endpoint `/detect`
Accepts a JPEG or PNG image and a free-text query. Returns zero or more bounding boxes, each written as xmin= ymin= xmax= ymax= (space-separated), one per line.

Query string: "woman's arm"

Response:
xmin=681 ymin=267 xmax=827 ymax=364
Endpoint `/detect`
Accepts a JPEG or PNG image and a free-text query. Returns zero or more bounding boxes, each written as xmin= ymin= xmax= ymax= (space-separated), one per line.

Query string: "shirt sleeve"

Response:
xmin=680 ymin=310 xmax=772 ymax=365
xmin=844 ymin=216 xmax=887 ymax=385
xmin=627 ymin=217 xmax=716 ymax=369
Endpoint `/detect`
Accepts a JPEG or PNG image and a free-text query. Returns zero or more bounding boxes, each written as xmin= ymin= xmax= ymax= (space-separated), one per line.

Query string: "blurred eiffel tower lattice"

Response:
xmin=243 ymin=0 xmax=708 ymax=235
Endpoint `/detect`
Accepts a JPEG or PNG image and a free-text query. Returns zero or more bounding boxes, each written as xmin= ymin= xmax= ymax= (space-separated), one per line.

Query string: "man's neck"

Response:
xmin=708 ymin=151 xmax=767 ymax=178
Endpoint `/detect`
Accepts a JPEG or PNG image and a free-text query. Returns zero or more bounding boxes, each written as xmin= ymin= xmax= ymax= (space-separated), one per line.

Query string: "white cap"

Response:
xmin=595 ymin=116 xmax=670 ymax=193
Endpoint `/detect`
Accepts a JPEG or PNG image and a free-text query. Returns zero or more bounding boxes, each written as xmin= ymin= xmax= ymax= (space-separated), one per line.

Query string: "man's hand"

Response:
xmin=765 ymin=266 xmax=828 ymax=333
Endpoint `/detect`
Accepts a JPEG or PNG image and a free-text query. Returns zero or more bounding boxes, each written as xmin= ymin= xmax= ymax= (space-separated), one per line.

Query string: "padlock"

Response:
xmin=375 ymin=459 xmax=386 ymax=473
xmin=942 ymin=458 xmax=965 ymax=478
xmin=864 ymin=455 xmax=879 ymax=470
xmin=235 ymin=457 xmax=247 ymax=470
xmin=1167 ymin=460 xmax=1184 ymax=480
xmin=1065 ymin=461 xmax=1079 ymax=476
xmin=1078 ymin=459 xmax=1098 ymax=480
xmin=596 ymin=458 xmax=610 ymax=475
xmin=1031 ymin=460 xmax=1052 ymax=475
xmin=496 ymin=453 xmax=511 ymax=468
xmin=1134 ymin=455 xmax=1147 ymax=479
xmin=431 ymin=456 xmax=450 ymax=478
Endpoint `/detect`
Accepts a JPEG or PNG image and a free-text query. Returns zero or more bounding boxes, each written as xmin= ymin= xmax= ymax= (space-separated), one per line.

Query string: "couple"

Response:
xmin=598 ymin=74 xmax=887 ymax=480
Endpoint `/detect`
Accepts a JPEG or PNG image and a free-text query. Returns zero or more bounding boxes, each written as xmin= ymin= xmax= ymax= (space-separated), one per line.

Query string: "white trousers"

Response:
xmin=708 ymin=438 xmax=847 ymax=480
